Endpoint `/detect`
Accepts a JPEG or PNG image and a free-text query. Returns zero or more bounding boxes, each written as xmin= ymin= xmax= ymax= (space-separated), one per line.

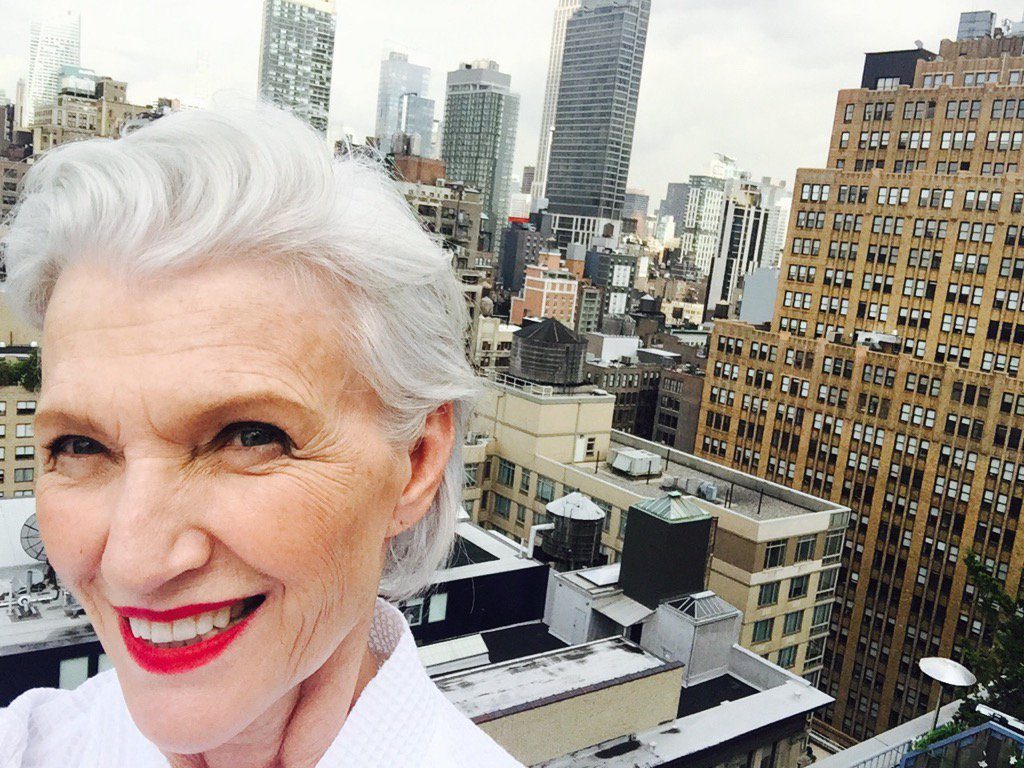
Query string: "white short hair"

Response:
xmin=2 ymin=106 xmax=482 ymax=602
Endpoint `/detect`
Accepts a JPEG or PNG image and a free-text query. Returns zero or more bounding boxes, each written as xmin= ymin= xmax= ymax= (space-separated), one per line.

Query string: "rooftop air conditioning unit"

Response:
xmin=659 ymin=475 xmax=679 ymax=491
xmin=697 ymin=481 xmax=719 ymax=503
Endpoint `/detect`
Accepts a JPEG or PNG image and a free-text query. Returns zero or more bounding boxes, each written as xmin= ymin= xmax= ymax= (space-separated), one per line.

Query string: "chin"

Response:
xmin=120 ymin=674 xmax=262 ymax=755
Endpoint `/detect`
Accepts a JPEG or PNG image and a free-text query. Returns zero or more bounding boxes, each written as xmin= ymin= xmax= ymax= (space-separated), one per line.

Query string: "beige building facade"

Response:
xmin=697 ymin=35 xmax=1024 ymax=745
xmin=463 ymin=373 xmax=848 ymax=681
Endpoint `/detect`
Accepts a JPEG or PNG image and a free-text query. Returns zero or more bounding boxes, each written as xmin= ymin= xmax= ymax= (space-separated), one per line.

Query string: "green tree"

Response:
xmin=17 ymin=348 xmax=41 ymax=392
xmin=956 ymin=552 xmax=1024 ymax=727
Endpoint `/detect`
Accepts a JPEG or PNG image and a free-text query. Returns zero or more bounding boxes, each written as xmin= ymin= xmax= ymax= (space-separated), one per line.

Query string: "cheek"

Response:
xmin=35 ymin=479 xmax=108 ymax=585
xmin=207 ymin=461 xmax=400 ymax=588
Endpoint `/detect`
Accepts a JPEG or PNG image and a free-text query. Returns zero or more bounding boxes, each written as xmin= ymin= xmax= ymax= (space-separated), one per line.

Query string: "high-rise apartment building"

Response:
xmin=441 ymin=60 xmax=519 ymax=253
xmin=24 ymin=8 xmax=81 ymax=129
xmin=545 ymin=0 xmax=651 ymax=250
xmin=375 ymin=51 xmax=433 ymax=154
xmin=533 ymin=0 xmax=583 ymax=203
xmin=257 ymin=0 xmax=336 ymax=134
xmin=679 ymin=175 xmax=727 ymax=274
xmin=706 ymin=176 xmax=790 ymax=316
xmin=697 ymin=32 xmax=1024 ymax=745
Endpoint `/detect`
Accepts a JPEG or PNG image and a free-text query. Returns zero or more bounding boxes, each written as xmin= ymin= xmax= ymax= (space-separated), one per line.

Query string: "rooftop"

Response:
xmin=435 ymin=635 xmax=677 ymax=722
xmin=576 ymin=431 xmax=849 ymax=524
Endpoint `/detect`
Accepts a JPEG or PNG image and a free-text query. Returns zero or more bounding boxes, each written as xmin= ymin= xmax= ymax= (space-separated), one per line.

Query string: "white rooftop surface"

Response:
xmin=418 ymin=633 xmax=489 ymax=669
xmin=432 ymin=520 xmax=542 ymax=585
xmin=435 ymin=636 xmax=672 ymax=721
xmin=568 ymin=436 xmax=840 ymax=522
xmin=540 ymin=679 xmax=833 ymax=767
xmin=0 ymin=598 xmax=96 ymax=657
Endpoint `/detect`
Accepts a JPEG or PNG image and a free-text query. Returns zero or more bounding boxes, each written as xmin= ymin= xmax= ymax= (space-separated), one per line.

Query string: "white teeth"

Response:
xmin=150 ymin=621 xmax=174 ymax=643
xmin=172 ymin=617 xmax=198 ymax=642
xmin=129 ymin=617 xmax=152 ymax=640
xmin=196 ymin=611 xmax=214 ymax=635
xmin=128 ymin=599 xmax=258 ymax=646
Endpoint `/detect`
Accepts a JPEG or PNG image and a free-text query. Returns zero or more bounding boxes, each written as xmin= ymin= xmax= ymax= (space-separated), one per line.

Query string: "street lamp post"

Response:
xmin=918 ymin=657 xmax=978 ymax=733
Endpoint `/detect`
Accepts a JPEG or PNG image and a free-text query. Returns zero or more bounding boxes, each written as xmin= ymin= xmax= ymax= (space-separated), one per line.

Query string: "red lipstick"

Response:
xmin=116 ymin=596 xmax=264 ymax=675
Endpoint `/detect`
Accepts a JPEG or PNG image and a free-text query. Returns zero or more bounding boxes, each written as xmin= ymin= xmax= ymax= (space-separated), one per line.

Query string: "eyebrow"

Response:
xmin=35 ymin=390 xmax=322 ymax=447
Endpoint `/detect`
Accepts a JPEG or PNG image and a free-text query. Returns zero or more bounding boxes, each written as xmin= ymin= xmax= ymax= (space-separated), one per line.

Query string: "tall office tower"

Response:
xmin=521 ymin=165 xmax=536 ymax=195
xmin=14 ymin=79 xmax=27 ymax=130
xmin=375 ymin=51 xmax=432 ymax=152
xmin=678 ymin=175 xmax=726 ymax=273
xmin=705 ymin=176 xmax=789 ymax=316
xmin=441 ymin=60 xmax=520 ymax=253
xmin=533 ymin=0 xmax=583 ymax=203
xmin=257 ymin=0 xmax=336 ymax=135
xmin=24 ymin=8 xmax=81 ymax=128
xmin=696 ymin=32 xmax=1024 ymax=746
xmin=658 ymin=182 xmax=690 ymax=228
xmin=545 ymin=0 xmax=651 ymax=250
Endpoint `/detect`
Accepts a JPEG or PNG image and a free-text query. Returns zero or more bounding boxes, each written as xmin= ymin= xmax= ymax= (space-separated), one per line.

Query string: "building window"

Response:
xmin=15 ymin=400 xmax=36 ymax=415
xmin=15 ymin=424 xmax=33 ymax=439
xmin=497 ymin=459 xmax=515 ymax=487
xmin=493 ymin=494 xmax=511 ymax=519
xmin=58 ymin=656 xmax=90 ymax=690
xmin=463 ymin=463 xmax=479 ymax=488
xmin=752 ymin=618 xmax=774 ymax=643
xmin=795 ymin=535 xmax=817 ymax=562
xmin=764 ymin=539 xmax=787 ymax=569
xmin=519 ymin=468 xmax=531 ymax=494
xmin=783 ymin=610 xmax=804 ymax=635
xmin=14 ymin=446 xmax=33 ymax=460
xmin=516 ymin=504 xmax=526 ymax=523
xmin=428 ymin=592 xmax=447 ymax=623
xmin=618 ymin=508 xmax=629 ymax=539
xmin=401 ymin=598 xmax=424 ymax=626
xmin=789 ymin=574 xmax=810 ymax=600
xmin=536 ymin=475 xmax=555 ymax=503
xmin=758 ymin=581 xmax=780 ymax=607
xmin=778 ymin=645 xmax=798 ymax=669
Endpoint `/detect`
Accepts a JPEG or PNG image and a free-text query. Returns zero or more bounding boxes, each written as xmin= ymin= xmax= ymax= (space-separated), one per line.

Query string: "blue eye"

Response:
xmin=224 ymin=422 xmax=291 ymax=450
xmin=48 ymin=435 xmax=105 ymax=457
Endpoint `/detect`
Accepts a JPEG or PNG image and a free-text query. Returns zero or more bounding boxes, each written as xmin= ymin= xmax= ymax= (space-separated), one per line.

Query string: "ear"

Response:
xmin=386 ymin=403 xmax=455 ymax=538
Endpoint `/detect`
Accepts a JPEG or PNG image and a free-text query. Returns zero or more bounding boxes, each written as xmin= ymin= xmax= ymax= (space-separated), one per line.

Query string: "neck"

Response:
xmin=165 ymin=618 xmax=381 ymax=768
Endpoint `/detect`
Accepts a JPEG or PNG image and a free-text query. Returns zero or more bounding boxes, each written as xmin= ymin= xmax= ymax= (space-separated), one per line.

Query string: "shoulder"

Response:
xmin=0 ymin=671 xmax=162 ymax=768
xmin=423 ymin=692 xmax=525 ymax=768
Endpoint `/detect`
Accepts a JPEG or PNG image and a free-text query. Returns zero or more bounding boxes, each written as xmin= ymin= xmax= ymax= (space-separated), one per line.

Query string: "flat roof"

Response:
xmin=593 ymin=440 xmax=809 ymax=521
xmin=433 ymin=521 xmax=544 ymax=584
xmin=0 ymin=599 xmax=96 ymax=657
xmin=573 ymin=433 xmax=849 ymax=524
xmin=543 ymin=677 xmax=832 ymax=767
xmin=434 ymin=636 xmax=678 ymax=722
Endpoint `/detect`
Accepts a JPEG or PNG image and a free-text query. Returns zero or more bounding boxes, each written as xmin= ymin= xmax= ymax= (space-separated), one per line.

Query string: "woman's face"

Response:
xmin=35 ymin=260 xmax=416 ymax=753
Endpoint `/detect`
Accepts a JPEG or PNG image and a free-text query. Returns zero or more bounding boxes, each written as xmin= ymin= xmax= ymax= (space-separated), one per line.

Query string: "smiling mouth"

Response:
xmin=117 ymin=594 xmax=266 ymax=673
xmin=123 ymin=595 xmax=266 ymax=649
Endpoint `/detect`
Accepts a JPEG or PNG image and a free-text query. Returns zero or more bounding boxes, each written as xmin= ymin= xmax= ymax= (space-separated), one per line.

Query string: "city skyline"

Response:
xmin=0 ymin=0 xmax=992 ymax=202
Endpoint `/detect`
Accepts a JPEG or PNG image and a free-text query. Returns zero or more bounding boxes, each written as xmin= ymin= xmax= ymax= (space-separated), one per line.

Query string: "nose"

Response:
xmin=101 ymin=455 xmax=214 ymax=598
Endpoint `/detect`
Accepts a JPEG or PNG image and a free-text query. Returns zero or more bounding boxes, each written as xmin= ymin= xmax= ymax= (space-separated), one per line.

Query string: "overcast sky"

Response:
xmin=0 ymin=0 xmax=1007 ymax=209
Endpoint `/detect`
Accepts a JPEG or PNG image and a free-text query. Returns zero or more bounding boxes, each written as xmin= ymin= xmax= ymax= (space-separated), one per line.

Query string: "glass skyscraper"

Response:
xmin=375 ymin=51 xmax=432 ymax=153
xmin=441 ymin=60 xmax=519 ymax=252
xmin=257 ymin=0 xmax=336 ymax=135
xmin=25 ymin=9 xmax=81 ymax=128
xmin=546 ymin=0 xmax=651 ymax=222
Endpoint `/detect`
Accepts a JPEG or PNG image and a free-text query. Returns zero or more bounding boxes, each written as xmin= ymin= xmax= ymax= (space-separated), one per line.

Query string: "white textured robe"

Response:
xmin=0 ymin=598 xmax=525 ymax=767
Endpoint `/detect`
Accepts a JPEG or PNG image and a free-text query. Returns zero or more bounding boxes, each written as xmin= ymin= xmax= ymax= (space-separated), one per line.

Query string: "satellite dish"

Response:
xmin=919 ymin=657 xmax=977 ymax=687
xmin=20 ymin=514 xmax=47 ymax=563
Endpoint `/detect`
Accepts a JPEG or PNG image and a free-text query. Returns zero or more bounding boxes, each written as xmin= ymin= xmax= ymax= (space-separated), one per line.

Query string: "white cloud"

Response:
xmin=0 ymin=0 xmax=985 ymax=207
